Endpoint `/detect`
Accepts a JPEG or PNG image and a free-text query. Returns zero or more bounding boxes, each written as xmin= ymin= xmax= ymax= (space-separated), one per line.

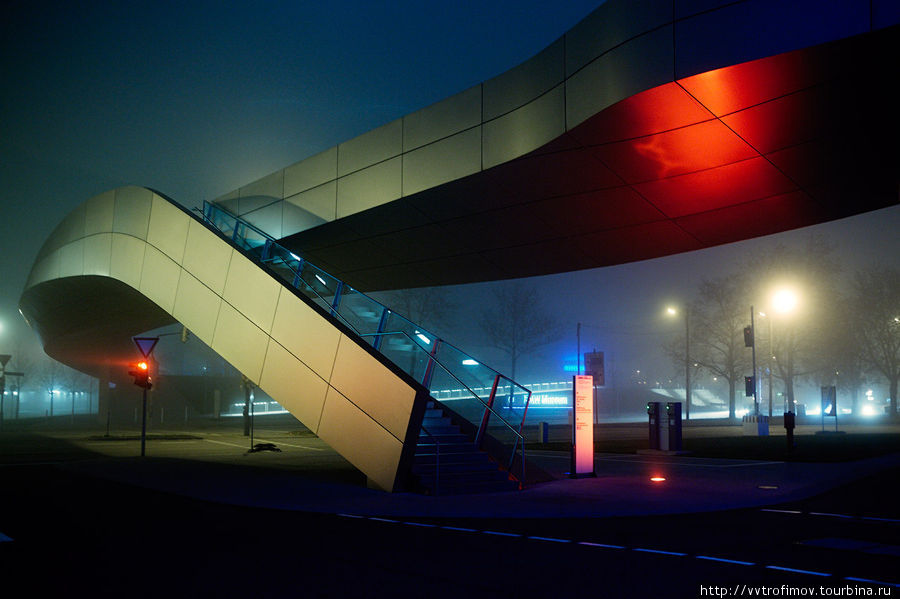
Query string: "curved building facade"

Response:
xmin=20 ymin=0 xmax=900 ymax=491
xmin=213 ymin=0 xmax=899 ymax=290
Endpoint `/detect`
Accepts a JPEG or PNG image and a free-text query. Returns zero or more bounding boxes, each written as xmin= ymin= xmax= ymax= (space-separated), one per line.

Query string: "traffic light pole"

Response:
xmin=140 ymin=386 xmax=148 ymax=457
xmin=750 ymin=306 xmax=759 ymax=416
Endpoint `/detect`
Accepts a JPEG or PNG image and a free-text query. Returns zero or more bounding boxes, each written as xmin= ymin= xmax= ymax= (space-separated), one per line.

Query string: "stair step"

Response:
xmin=414 ymin=400 xmax=519 ymax=495
xmin=413 ymin=450 xmax=486 ymax=464
xmin=421 ymin=415 xmax=453 ymax=427
xmin=419 ymin=425 xmax=459 ymax=436
xmin=417 ymin=433 xmax=469 ymax=445
xmin=415 ymin=442 xmax=477 ymax=454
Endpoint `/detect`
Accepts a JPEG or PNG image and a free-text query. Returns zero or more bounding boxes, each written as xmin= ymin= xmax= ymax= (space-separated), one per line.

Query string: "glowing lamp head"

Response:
xmin=772 ymin=289 xmax=798 ymax=314
xmin=650 ymin=476 xmax=666 ymax=483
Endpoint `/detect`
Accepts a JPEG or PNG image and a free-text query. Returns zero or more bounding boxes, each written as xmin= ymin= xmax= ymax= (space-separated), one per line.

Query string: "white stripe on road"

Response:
xmin=252 ymin=438 xmax=325 ymax=451
xmin=202 ymin=439 xmax=252 ymax=449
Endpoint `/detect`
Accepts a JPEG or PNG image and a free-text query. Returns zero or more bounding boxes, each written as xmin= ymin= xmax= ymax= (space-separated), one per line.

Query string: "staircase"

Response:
xmin=413 ymin=402 xmax=520 ymax=495
xmin=201 ymin=201 xmax=530 ymax=494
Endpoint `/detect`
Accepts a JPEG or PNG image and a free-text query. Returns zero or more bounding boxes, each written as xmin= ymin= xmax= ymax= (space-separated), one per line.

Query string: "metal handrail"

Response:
xmin=202 ymin=202 xmax=527 ymax=398
xmin=359 ymin=331 xmax=527 ymax=441
xmin=201 ymin=201 xmax=529 ymax=483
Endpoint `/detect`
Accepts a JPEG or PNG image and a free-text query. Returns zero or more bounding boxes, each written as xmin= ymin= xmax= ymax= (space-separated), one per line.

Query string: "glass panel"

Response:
xmin=201 ymin=201 xmax=529 ymax=481
xmin=335 ymin=287 xmax=383 ymax=336
xmin=377 ymin=332 xmax=431 ymax=383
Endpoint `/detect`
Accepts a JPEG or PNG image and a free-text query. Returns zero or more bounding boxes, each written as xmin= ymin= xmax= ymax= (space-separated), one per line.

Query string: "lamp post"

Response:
xmin=758 ymin=312 xmax=774 ymax=417
xmin=771 ymin=288 xmax=799 ymax=410
xmin=666 ymin=306 xmax=691 ymax=420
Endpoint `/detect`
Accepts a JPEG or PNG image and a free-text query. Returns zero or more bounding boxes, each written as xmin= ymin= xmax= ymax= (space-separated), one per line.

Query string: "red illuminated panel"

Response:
xmin=570 ymin=82 xmax=714 ymax=146
xmin=674 ymin=190 xmax=819 ymax=245
xmin=678 ymin=48 xmax=825 ymax=116
xmin=575 ymin=220 xmax=702 ymax=266
xmin=531 ymin=186 xmax=664 ymax=236
xmin=594 ymin=120 xmax=758 ymax=184
xmin=722 ymin=86 xmax=827 ymax=154
xmin=634 ymin=157 xmax=797 ymax=218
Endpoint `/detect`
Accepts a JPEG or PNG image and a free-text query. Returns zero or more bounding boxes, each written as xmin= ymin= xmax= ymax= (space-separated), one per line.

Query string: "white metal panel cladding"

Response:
xmin=20 ymin=187 xmax=427 ymax=492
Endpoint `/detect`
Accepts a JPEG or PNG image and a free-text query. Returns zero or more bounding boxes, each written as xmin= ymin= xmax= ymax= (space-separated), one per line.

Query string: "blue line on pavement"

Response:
xmin=766 ymin=565 xmax=830 ymax=577
xmin=695 ymin=555 xmax=754 ymax=566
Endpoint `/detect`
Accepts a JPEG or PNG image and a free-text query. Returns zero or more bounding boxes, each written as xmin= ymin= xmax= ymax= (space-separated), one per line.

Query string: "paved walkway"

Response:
xmin=57 ymin=432 xmax=900 ymax=519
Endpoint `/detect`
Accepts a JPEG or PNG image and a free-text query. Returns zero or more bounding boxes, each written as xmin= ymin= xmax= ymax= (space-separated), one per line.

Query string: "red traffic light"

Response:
xmin=128 ymin=361 xmax=152 ymax=389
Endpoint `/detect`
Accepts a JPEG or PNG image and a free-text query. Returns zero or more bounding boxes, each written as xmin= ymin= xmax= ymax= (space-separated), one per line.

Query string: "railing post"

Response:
xmin=475 ymin=375 xmax=501 ymax=449
xmin=330 ymin=281 xmax=343 ymax=318
xmin=291 ymin=258 xmax=305 ymax=289
xmin=373 ymin=308 xmax=390 ymax=351
xmin=421 ymin=339 xmax=442 ymax=389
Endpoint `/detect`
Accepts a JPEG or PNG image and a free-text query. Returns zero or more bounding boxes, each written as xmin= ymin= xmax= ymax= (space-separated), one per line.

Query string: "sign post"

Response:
xmin=133 ymin=337 xmax=159 ymax=457
xmin=0 ymin=354 xmax=9 ymax=430
xmin=571 ymin=374 xmax=596 ymax=478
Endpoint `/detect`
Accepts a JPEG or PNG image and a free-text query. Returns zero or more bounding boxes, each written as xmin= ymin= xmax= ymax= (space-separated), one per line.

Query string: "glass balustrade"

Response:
xmin=201 ymin=201 xmax=529 ymax=483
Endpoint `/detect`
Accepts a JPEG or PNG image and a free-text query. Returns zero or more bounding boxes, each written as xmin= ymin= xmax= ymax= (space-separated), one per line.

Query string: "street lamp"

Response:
xmin=770 ymin=287 xmax=799 ymax=412
xmin=666 ymin=306 xmax=691 ymax=420
xmin=772 ymin=288 xmax=798 ymax=314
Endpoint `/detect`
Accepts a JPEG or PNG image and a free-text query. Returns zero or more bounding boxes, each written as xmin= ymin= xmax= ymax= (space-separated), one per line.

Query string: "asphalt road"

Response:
xmin=1 ymin=423 xmax=897 ymax=598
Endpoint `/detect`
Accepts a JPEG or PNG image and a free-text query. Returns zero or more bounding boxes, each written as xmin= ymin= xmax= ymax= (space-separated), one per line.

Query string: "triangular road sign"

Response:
xmin=0 ymin=354 xmax=10 ymax=368
xmin=133 ymin=337 xmax=159 ymax=358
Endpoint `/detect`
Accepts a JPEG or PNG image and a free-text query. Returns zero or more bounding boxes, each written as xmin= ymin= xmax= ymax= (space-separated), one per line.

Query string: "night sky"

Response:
xmin=2 ymin=1 xmax=898 ymax=389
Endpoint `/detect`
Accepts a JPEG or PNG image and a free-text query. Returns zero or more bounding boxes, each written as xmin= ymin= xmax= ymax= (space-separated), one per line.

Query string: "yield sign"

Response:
xmin=133 ymin=337 xmax=159 ymax=358
xmin=0 ymin=354 xmax=10 ymax=368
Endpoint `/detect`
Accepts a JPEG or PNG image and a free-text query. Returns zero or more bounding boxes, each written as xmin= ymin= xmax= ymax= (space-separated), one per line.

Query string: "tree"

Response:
xmin=375 ymin=286 xmax=458 ymax=377
xmin=36 ymin=357 xmax=66 ymax=417
xmin=477 ymin=282 xmax=562 ymax=382
xmin=381 ymin=286 xmax=457 ymax=340
xmin=746 ymin=235 xmax=844 ymax=409
xmin=848 ymin=266 xmax=900 ymax=419
xmin=681 ymin=273 xmax=751 ymax=419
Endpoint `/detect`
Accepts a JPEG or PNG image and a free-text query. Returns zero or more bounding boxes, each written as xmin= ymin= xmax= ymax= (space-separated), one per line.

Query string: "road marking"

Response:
xmin=633 ymin=548 xmax=687 ymax=556
xmin=252 ymin=437 xmax=325 ymax=451
xmin=203 ymin=439 xmax=251 ymax=449
xmin=0 ymin=532 xmax=13 ymax=543
xmin=695 ymin=555 xmax=754 ymax=566
xmin=766 ymin=565 xmax=830 ymax=577
xmin=860 ymin=516 xmax=900 ymax=524
xmin=342 ymin=515 xmax=899 ymax=585
xmin=761 ymin=509 xmax=802 ymax=514
xmin=809 ymin=511 xmax=854 ymax=519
